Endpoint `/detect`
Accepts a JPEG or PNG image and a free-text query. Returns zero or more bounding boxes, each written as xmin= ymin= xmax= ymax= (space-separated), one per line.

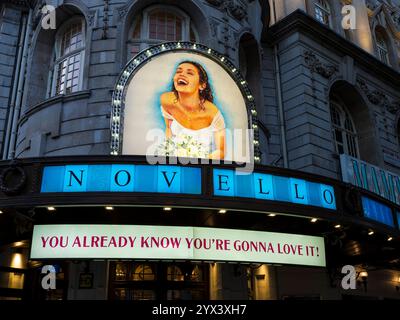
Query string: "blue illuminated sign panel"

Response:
xmin=361 ymin=196 xmax=394 ymax=227
xmin=41 ymin=165 xmax=202 ymax=195
xmin=41 ymin=164 xmax=336 ymax=210
xmin=213 ymin=169 xmax=336 ymax=210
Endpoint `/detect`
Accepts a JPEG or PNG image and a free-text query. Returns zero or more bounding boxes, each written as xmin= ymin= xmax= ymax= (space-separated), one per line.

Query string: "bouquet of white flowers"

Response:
xmin=156 ymin=134 xmax=210 ymax=158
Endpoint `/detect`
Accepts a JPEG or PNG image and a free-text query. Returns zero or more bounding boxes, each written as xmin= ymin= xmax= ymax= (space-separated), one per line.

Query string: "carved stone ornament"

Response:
xmin=87 ymin=10 xmax=97 ymax=28
xmin=357 ymin=78 xmax=399 ymax=114
xmin=304 ymin=51 xmax=338 ymax=79
xmin=391 ymin=10 xmax=400 ymax=30
xmin=387 ymin=101 xmax=400 ymax=114
xmin=206 ymin=0 xmax=247 ymax=21
xmin=117 ymin=3 xmax=129 ymax=19
xmin=227 ymin=0 xmax=247 ymax=20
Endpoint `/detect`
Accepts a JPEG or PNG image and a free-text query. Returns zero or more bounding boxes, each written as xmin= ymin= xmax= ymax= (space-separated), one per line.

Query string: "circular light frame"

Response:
xmin=110 ymin=41 xmax=261 ymax=163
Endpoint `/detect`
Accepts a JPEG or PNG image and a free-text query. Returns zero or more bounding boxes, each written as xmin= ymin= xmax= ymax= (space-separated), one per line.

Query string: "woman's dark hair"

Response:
xmin=171 ymin=60 xmax=213 ymax=109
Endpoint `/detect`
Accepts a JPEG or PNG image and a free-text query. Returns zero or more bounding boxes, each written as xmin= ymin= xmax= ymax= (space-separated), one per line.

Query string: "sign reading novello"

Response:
xmin=31 ymin=225 xmax=326 ymax=267
xmin=40 ymin=164 xmax=336 ymax=210
xmin=340 ymin=154 xmax=400 ymax=205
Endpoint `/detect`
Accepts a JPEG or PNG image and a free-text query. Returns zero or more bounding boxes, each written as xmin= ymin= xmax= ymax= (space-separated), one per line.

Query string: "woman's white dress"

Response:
xmin=160 ymin=106 xmax=225 ymax=157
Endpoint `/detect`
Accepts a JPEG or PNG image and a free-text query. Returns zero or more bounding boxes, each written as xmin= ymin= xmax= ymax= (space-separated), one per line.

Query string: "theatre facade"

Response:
xmin=0 ymin=0 xmax=400 ymax=300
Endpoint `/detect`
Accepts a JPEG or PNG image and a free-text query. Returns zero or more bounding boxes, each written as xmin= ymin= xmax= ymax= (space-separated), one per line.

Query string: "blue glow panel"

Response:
xmin=63 ymin=165 xmax=88 ymax=192
xmin=397 ymin=212 xmax=400 ymax=230
xmin=213 ymin=169 xmax=235 ymax=197
xmin=41 ymin=164 xmax=201 ymax=195
xmin=362 ymin=196 xmax=394 ymax=227
xmin=110 ymin=165 xmax=135 ymax=192
xmin=289 ymin=178 xmax=308 ymax=205
xmin=157 ymin=166 xmax=182 ymax=194
xmin=253 ymin=173 xmax=274 ymax=201
xmin=212 ymin=169 xmax=337 ymax=210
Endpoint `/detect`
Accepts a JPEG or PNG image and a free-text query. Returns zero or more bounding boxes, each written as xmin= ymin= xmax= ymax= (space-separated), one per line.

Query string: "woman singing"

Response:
xmin=160 ymin=61 xmax=226 ymax=160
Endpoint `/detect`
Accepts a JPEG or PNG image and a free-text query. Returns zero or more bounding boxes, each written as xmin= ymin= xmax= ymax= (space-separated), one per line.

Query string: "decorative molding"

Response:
xmin=205 ymin=0 xmax=247 ymax=21
xmin=357 ymin=78 xmax=387 ymax=105
xmin=388 ymin=101 xmax=400 ymax=114
xmin=209 ymin=18 xmax=220 ymax=38
xmin=87 ymin=10 xmax=97 ymax=28
xmin=227 ymin=0 xmax=247 ymax=21
xmin=117 ymin=3 xmax=129 ymax=20
xmin=356 ymin=78 xmax=400 ymax=114
xmin=102 ymin=0 xmax=109 ymax=39
xmin=303 ymin=51 xmax=338 ymax=79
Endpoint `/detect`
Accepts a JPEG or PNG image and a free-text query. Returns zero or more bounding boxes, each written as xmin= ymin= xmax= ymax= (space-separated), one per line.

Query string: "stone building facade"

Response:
xmin=0 ymin=0 xmax=400 ymax=300
xmin=0 ymin=0 xmax=399 ymax=177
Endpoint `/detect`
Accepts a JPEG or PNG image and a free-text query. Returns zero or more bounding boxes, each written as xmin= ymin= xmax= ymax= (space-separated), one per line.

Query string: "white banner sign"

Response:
xmin=31 ymin=225 xmax=326 ymax=267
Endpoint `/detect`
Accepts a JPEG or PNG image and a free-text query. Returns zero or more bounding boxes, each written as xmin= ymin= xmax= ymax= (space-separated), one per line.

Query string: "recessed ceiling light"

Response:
xmin=311 ymin=218 xmax=318 ymax=223
xmin=268 ymin=213 xmax=276 ymax=217
xmin=334 ymin=224 xmax=341 ymax=229
xmin=105 ymin=206 xmax=114 ymax=211
xmin=163 ymin=207 xmax=172 ymax=212
xmin=219 ymin=209 xmax=227 ymax=214
xmin=387 ymin=237 xmax=393 ymax=242
xmin=47 ymin=207 xmax=56 ymax=211
xmin=0 ymin=210 xmax=3 ymax=214
xmin=368 ymin=230 xmax=374 ymax=236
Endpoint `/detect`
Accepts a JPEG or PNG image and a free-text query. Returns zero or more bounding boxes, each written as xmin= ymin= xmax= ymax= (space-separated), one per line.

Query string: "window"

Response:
xmin=375 ymin=31 xmax=390 ymax=65
xmin=314 ymin=0 xmax=331 ymax=26
xmin=50 ymin=18 xmax=85 ymax=97
xmin=132 ymin=264 xmax=156 ymax=281
xmin=167 ymin=265 xmax=184 ymax=281
xmin=110 ymin=262 xmax=208 ymax=300
xmin=128 ymin=6 xmax=198 ymax=58
xmin=330 ymin=100 xmax=359 ymax=158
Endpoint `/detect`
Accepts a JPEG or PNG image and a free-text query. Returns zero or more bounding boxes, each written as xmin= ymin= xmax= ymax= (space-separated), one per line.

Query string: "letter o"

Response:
xmin=323 ymin=189 xmax=334 ymax=205
xmin=115 ymin=170 xmax=131 ymax=187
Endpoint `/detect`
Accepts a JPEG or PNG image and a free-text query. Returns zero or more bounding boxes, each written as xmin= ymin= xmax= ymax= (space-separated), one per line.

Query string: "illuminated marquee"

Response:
xmin=31 ymin=225 xmax=326 ymax=267
xmin=111 ymin=42 xmax=261 ymax=163
xmin=40 ymin=164 xmax=336 ymax=210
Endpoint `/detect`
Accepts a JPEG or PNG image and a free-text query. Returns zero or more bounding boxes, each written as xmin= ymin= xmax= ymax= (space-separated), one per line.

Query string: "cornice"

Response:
xmin=265 ymin=10 xmax=400 ymax=87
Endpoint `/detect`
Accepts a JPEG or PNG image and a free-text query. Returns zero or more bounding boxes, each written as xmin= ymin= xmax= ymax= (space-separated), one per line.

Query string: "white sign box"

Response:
xmin=31 ymin=225 xmax=326 ymax=267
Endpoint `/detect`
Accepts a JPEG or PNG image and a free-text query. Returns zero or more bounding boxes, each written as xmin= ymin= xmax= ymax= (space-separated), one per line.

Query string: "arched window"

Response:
xmin=375 ymin=30 xmax=390 ymax=65
xmin=132 ymin=264 xmax=156 ymax=281
xmin=330 ymin=100 xmax=359 ymax=158
xmin=314 ymin=0 xmax=331 ymax=27
xmin=128 ymin=6 xmax=198 ymax=58
xmin=167 ymin=265 xmax=184 ymax=281
xmin=50 ymin=18 xmax=85 ymax=96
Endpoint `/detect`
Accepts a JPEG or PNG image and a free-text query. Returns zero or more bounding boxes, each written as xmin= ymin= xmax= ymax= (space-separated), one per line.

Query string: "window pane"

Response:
xmin=330 ymin=100 xmax=358 ymax=157
xmin=167 ymin=266 xmax=184 ymax=281
xmin=56 ymin=53 xmax=81 ymax=95
xmin=315 ymin=0 xmax=330 ymax=26
xmin=190 ymin=25 xmax=197 ymax=42
xmin=132 ymin=17 xmax=142 ymax=39
xmin=132 ymin=264 xmax=155 ymax=281
xmin=61 ymin=22 xmax=83 ymax=57
xmin=148 ymin=11 xmax=183 ymax=41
